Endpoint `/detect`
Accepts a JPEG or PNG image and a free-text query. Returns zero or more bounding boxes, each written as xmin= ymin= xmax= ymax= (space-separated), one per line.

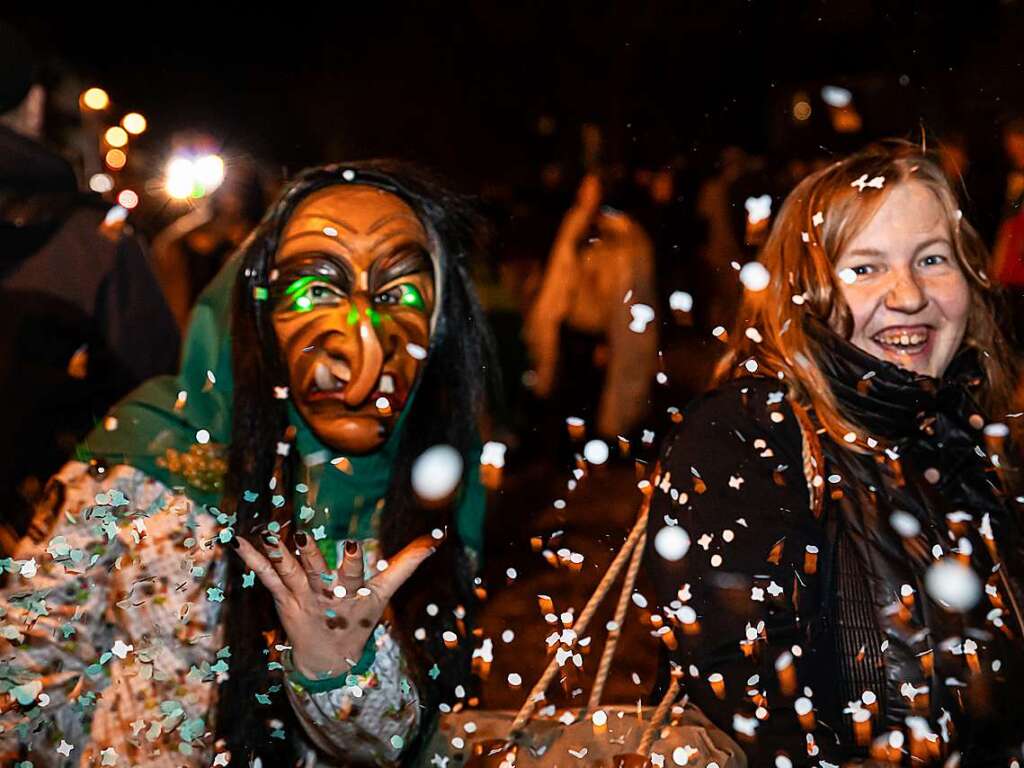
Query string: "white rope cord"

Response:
xmin=509 ymin=489 xmax=652 ymax=734
xmin=636 ymin=670 xmax=681 ymax=756
xmin=586 ymin=529 xmax=647 ymax=712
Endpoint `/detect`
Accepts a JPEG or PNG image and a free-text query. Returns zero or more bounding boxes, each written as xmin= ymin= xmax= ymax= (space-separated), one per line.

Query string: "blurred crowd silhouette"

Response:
xmin=6 ymin=12 xmax=1024 ymax=542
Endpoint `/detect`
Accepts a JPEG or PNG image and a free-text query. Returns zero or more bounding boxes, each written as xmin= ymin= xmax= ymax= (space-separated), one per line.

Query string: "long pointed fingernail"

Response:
xmin=344 ymin=539 xmax=358 ymax=555
xmin=294 ymin=530 xmax=308 ymax=548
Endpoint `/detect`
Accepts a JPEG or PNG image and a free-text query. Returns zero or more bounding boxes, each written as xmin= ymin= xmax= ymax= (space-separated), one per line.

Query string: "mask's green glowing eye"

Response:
xmin=282 ymin=276 xmax=341 ymax=312
xmin=398 ymin=283 xmax=425 ymax=310
xmin=372 ymin=282 xmax=427 ymax=312
xmin=285 ymin=276 xmax=316 ymax=297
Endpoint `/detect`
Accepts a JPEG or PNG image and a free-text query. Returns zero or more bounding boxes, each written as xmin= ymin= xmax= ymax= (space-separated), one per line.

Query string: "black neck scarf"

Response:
xmin=804 ymin=319 xmax=1024 ymax=761
xmin=806 ymin=317 xmax=985 ymax=446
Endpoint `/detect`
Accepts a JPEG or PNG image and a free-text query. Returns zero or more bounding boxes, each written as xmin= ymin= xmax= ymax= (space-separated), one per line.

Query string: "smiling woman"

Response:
xmin=643 ymin=141 xmax=1024 ymax=765
xmin=832 ymin=181 xmax=970 ymax=379
xmin=0 ymin=161 xmax=496 ymax=767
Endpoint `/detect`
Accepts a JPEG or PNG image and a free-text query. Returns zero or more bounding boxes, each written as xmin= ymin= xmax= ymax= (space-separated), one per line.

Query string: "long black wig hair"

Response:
xmin=214 ymin=160 xmax=497 ymax=764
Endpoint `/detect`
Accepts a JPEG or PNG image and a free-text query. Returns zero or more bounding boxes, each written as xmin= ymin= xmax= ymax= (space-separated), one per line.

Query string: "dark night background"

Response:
xmin=11 ymin=2 xmax=1024 ymax=188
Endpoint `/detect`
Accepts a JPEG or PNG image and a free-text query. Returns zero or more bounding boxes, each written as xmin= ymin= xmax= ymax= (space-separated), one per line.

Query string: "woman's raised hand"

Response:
xmin=233 ymin=531 xmax=436 ymax=679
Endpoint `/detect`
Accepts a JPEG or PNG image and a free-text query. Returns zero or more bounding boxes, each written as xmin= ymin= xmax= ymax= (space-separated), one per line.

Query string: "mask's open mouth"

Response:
xmin=310 ymin=360 xmax=350 ymax=394
xmin=306 ymin=360 xmax=405 ymax=411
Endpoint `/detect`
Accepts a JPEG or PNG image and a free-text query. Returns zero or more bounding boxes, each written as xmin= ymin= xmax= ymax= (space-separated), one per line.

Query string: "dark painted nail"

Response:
xmin=261 ymin=533 xmax=278 ymax=549
xmin=294 ymin=530 xmax=308 ymax=548
xmin=344 ymin=539 xmax=359 ymax=556
xmin=227 ymin=537 xmax=240 ymax=550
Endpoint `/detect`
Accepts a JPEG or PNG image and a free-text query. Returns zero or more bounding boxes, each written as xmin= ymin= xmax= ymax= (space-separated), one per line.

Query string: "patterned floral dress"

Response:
xmin=0 ymin=461 xmax=421 ymax=767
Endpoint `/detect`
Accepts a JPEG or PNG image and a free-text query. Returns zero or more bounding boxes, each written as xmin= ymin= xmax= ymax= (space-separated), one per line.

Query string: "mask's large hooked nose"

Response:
xmin=341 ymin=297 xmax=384 ymax=406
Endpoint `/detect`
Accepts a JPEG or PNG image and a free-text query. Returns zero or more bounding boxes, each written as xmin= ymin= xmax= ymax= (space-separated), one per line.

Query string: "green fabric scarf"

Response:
xmin=79 ymin=253 xmax=484 ymax=563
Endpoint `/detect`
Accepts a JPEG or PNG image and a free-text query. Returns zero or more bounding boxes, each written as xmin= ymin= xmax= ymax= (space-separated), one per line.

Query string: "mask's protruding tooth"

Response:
xmin=314 ymin=362 xmax=335 ymax=392
xmin=332 ymin=360 xmax=352 ymax=382
xmin=380 ymin=374 xmax=395 ymax=394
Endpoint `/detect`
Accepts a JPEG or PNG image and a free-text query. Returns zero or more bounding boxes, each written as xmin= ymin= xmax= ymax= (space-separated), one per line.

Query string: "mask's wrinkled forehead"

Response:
xmin=272 ymin=173 xmax=444 ymax=335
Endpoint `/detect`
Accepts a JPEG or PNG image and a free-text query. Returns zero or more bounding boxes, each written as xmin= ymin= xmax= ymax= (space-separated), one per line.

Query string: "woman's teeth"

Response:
xmin=873 ymin=330 xmax=928 ymax=352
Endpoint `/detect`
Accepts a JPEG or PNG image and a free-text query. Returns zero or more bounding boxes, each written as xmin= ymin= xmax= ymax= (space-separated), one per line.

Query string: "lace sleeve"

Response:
xmin=285 ymin=625 xmax=421 ymax=766
xmin=0 ymin=462 xmax=227 ymax=767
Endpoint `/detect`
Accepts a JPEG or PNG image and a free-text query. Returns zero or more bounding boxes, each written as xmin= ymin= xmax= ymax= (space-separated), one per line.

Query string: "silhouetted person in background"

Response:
xmin=0 ymin=23 xmax=179 ymax=551
xmin=525 ymin=174 xmax=657 ymax=446
xmin=151 ymin=156 xmax=267 ymax=331
xmin=990 ymin=118 xmax=1024 ymax=343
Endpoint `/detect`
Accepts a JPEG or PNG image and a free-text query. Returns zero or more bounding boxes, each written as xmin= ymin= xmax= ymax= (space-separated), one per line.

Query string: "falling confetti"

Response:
xmin=738 ymin=262 xmax=770 ymax=292
xmin=669 ymin=291 xmax=694 ymax=312
xmin=411 ymin=445 xmax=464 ymax=502
xmin=850 ymin=173 xmax=885 ymax=192
xmin=925 ymin=560 xmax=982 ymax=611
xmin=480 ymin=441 xmax=507 ymax=468
xmin=628 ymin=303 xmax=656 ymax=333
xmin=583 ymin=439 xmax=610 ymax=465
xmin=744 ymin=194 xmax=772 ymax=224
xmin=889 ymin=511 xmax=921 ymax=538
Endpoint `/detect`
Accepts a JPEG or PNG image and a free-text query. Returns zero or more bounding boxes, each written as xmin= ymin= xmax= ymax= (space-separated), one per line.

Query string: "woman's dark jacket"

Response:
xmin=644 ymin=326 xmax=1024 ymax=766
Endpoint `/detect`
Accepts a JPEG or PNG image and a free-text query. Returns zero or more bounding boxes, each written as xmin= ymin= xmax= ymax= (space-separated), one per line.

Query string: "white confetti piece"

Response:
xmin=984 ymin=422 xmax=1010 ymax=438
xmin=890 ymin=511 xmax=920 ymax=537
xmin=110 ymin=640 xmax=133 ymax=659
xmin=739 ymin=262 xmax=770 ymax=291
xmin=412 ymin=445 xmax=463 ymax=502
xmin=654 ymin=526 xmax=691 ymax=561
xmin=628 ymin=303 xmax=655 ymax=333
xmin=925 ymin=560 xmax=981 ymax=611
xmin=850 ymin=173 xmax=885 ymax=192
xmin=480 ymin=441 xmax=507 ymax=468
xmin=837 ymin=267 xmax=857 ymax=285
xmin=583 ymin=439 xmax=609 ymax=465
xmin=744 ymin=194 xmax=772 ymax=224
xmin=669 ymin=291 xmax=693 ymax=312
